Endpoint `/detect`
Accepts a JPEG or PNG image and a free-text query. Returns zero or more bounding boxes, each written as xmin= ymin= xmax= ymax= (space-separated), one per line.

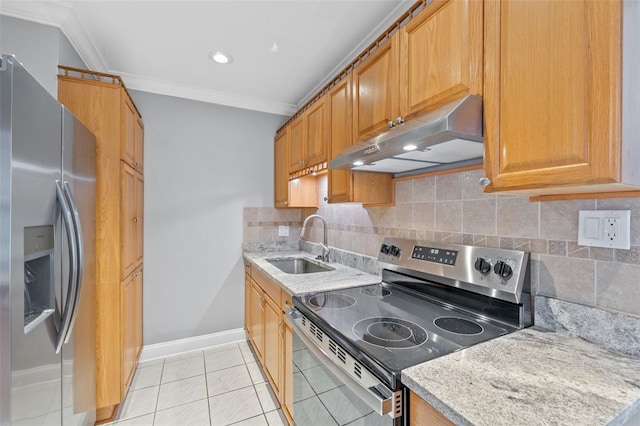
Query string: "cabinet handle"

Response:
xmin=479 ymin=177 xmax=491 ymax=187
xmin=387 ymin=121 xmax=395 ymax=129
xmin=395 ymin=117 xmax=404 ymax=125
xmin=323 ymin=197 xmax=328 ymax=202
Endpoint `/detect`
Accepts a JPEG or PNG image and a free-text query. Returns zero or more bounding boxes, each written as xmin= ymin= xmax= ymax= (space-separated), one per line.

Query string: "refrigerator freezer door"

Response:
xmin=61 ymin=108 xmax=96 ymax=426
xmin=2 ymin=54 xmax=64 ymax=425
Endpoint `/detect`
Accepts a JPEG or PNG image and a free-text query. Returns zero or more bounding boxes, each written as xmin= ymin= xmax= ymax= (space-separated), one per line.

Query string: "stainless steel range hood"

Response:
xmin=330 ymin=94 xmax=483 ymax=178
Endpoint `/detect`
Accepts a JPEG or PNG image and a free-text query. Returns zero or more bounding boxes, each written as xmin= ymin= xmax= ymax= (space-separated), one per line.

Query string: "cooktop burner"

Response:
xmin=308 ymin=294 xmax=356 ymax=309
xmin=434 ymin=317 xmax=483 ymax=335
xmin=360 ymin=286 xmax=391 ymax=297
xmin=353 ymin=317 xmax=428 ymax=349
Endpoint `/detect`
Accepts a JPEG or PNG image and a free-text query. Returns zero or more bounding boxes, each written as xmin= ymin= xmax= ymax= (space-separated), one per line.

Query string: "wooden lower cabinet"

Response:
xmin=121 ymin=266 xmax=143 ymax=395
xmin=245 ymin=261 xmax=294 ymax=424
xmin=410 ymin=391 xmax=454 ymax=426
xmin=263 ymin=295 xmax=282 ymax=395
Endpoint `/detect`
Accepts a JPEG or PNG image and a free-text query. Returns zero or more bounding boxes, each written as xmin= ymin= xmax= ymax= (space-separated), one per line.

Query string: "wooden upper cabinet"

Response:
xmin=399 ymin=0 xmax=483 ymax=120
xmin=352 ymin=32 xmax=400 ymax=142
xmin=305 ymin=95 xmax=329 ymax=167
xmin=483 ymin=0 xmax=623 ymax=195
xmin=122 ymin=95 xmax=144 ymax=172
xmin=328 ymin=76 xmax=353 ymax=203
xmin=274 ymin=131 xmax=289 ymax=208
xmin=288 ymin=95 xmax=329 ymax=173
xmin=288 ymin=115 xmax=306 ymax=172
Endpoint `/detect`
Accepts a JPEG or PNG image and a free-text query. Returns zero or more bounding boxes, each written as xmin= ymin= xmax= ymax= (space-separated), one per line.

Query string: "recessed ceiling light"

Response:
xmin=353 ymin=160 xmax=364 ymax=166
xmin=403 ymin=144 xmax=417 ymax=151
xmin=208 ymin=51 xmax=233 ymax=64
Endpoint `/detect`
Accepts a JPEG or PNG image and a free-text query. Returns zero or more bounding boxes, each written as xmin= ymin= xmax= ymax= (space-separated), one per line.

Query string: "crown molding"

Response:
xmin=115 ymin=71 xmax=296 ymax=117
xmin=297 ymin=0 xmax=413 ymax=108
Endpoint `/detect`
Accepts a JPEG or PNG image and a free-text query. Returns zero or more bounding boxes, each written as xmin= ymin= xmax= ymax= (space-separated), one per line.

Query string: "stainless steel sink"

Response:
xmin=266 ymin=257 xmax=334 ymax=274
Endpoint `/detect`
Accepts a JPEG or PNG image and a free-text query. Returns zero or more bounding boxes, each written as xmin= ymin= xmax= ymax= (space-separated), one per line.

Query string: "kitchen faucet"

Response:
xmin=300 ymin=214 xmax=330 ymax=262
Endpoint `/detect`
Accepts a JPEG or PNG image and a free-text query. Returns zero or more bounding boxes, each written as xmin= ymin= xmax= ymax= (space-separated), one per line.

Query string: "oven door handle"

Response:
xmin=285 ymin=308 xmax=401 ymax=418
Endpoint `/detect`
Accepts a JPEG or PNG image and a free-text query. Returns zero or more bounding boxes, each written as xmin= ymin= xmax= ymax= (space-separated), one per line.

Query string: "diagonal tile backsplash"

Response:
xmin=244 ymin=168 xmax=640 ymax=318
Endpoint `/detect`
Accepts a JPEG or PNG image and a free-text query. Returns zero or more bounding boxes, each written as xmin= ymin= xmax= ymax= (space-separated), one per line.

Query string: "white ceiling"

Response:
xmin=0 ymin=0 xmax=413 ymax=116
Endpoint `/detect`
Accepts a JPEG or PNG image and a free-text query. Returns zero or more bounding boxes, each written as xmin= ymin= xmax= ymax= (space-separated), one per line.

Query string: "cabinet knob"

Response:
xmin=387 ymin=121 xmax=395 ymax=129
xmin=479 ymin=177 xmax=491 ymax=187
xmin=133 ymin=217 xmax=138 ymax=222
xmin=323 ymin=197 xmax=328 ymax=202
xmin=284 ymin=201 xmax=288 ymax=206
xmin=395 ymin=117 xmax=404 ymax=125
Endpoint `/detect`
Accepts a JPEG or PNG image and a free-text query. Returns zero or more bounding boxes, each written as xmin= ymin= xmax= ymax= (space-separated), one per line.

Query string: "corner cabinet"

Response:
xmin=482 ymin=0 xmax=640 ymax=199
xmin=58 ymin=66 xmax=144 ymax=422
xmin=244 ymin=261 xmax=294 ymax=425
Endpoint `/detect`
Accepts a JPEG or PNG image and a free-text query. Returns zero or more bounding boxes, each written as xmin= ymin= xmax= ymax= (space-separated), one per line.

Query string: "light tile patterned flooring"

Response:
xmin=105 ymin=341 xmax=288 ymax=426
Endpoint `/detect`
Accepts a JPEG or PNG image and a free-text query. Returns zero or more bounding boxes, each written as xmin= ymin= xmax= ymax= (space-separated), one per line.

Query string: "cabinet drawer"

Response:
xmin=251 ymin=265 xmax=282 ymax=308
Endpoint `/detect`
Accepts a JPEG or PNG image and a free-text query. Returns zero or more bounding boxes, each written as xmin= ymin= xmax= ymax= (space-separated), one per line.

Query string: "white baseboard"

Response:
xmin=139 ymin=328 xmax=247 ymax=362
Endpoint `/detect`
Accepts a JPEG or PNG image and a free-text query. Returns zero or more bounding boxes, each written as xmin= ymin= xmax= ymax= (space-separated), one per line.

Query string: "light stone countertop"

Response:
xmin=402 ymin=327 xmax=640 ymax=426
xmin=243 ymin=250 xmax=381 ymax=295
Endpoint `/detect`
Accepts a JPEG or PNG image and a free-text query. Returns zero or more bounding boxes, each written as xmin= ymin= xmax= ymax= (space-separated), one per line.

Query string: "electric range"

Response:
xmin=286 ymin=237 xmax=533 ymax=424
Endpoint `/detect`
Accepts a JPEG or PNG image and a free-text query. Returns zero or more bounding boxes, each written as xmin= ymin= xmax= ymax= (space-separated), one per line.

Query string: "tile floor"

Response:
xmin=105 ymin=340 xmax=288 ymax=426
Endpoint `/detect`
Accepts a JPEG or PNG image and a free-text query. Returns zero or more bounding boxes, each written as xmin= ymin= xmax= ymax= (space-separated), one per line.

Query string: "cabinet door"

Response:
xmin=121 ymin=97 xmax=136 ymax=167
xmin=306 ymin=95 xmax=329 ymax=167
xmin=400 ymin=0 xmax=483 ymax=120
xmin=134 ymin=117 xmax=144 ymax=171
xmin=134 ymin=268 xmax=143 ymax=359
xmin=263 ymin=296 xmax=281 ymax=395
xmin=244 ymin=273 xmax=251 ymax=336
xmin=249 ymin=280 xmax=264 ymax=359
xmin=274 ymin=131 xmax=289 ymax=208
xmin=281 ymin=319 xmax=294 ymax=422
xmin=483 ymin=0 xmax=621 ymax=192
xmin=121 ymin=274 xmax=135 ymax=393
xmin=328 ymin=76 xmax=353 ymax=203
xmin=135 ymin=172 xmax=144 ymax=267
xmin=288 ymin=115 xmax=306 ymax=172
xmin=121 ymin=163 xmax=136 ymax=279
xmin=352 ymin=32 xmax=400 ymax=142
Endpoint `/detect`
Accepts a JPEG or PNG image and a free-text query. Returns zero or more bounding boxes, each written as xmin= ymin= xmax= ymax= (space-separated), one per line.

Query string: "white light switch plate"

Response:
xmin=578 ymin=210 xmax=631 ymax=249
xmin=278 ymin=225 xmax=289 ymax=237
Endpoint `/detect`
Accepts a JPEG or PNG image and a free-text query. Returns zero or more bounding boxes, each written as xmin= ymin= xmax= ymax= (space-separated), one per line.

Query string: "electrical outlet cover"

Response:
xmin=578 ymin=210 xmax=631 ymax=249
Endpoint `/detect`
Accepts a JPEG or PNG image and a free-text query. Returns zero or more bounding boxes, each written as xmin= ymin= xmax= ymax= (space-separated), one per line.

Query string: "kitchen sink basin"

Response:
xmin=266 ymin=257 xmax=334 ymax=274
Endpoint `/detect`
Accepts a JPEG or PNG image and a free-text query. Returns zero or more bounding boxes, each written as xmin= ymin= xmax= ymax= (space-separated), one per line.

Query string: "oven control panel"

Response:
xmin=378 ymin=237 xmax=530 ymax=304
xmin=411 ymin=245 xmax=458 ymax=265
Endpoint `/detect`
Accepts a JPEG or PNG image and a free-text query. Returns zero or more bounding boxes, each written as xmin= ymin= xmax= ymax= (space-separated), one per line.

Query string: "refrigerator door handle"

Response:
xmin=62 ymin=181 xmax=83 ymax=344
xmin=55 ymin=180 xmax=78 ymax=354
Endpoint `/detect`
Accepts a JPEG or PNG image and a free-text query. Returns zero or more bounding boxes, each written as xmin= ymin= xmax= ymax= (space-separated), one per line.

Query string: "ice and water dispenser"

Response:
xmin=23 ymin=225 xmax=55 ymax=334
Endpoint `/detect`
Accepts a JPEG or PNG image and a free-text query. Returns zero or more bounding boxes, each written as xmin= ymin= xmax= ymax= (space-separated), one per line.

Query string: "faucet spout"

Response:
xmin=300 ymin=214 xmax=330 ymax=262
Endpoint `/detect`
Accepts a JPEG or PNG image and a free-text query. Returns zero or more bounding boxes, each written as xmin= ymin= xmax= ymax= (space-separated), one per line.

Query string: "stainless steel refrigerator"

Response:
xmin=0 ymin=54 xmax=96 ymax=426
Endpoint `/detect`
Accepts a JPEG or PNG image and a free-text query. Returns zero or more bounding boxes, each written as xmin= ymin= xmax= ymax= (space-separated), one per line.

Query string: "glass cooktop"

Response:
xmin=294 ymin=282 xmax=517 ymax=375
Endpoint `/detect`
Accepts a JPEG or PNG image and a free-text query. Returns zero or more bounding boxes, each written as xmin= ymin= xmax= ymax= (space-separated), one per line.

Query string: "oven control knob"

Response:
xmin=474 ymin=257 xmax=491 ymax=275
xmin=390 ymin=245 xmax=401 ymax=257
xmin=380 ymin=244 xmax=390 ymax=255
xmin=494 ymin=261 xmax=513 ymax=280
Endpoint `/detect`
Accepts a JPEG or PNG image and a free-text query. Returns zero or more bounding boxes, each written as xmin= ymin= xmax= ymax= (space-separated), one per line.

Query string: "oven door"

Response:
xmin=286 ymin=308 xmax=404 ymax=426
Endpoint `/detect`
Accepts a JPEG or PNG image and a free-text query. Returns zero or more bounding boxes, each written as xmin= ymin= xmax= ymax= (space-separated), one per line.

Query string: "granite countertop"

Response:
xmin=402 ymin=327 xmax=640 ymax=426
xmin=243 ymin=250 xmax=381 ymax=295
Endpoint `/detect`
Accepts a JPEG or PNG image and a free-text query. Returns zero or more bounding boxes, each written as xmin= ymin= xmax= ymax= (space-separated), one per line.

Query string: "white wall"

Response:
xmin=129 ymin=90 xmax=285 ymax=345
xmin=0 ymin=15 xmax=86 ymax=95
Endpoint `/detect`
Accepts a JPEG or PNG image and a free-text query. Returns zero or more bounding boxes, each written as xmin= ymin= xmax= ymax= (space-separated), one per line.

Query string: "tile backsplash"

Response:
xmin=244 ymin=168 xmax=640 ymax=318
